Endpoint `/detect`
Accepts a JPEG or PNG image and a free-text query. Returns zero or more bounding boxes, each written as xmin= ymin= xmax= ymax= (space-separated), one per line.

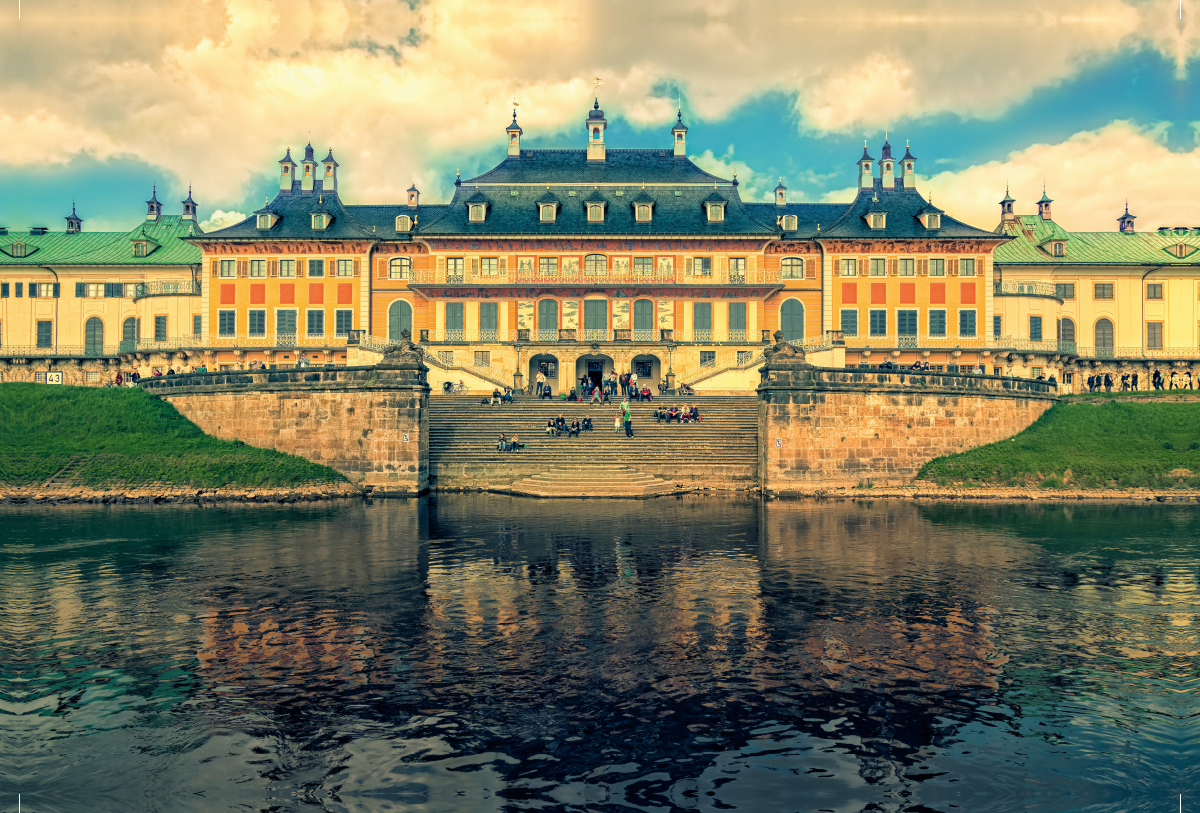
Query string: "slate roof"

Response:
xmin=462 ymin=149 xmax=728 ymax=185
xmin=994 ymin=216 xmax=1200 ymax=266
xmin=417 ymin=183 xmax=776 ymax=236
xmin=0 ymin=215 xmax=203 ymax=266
xmin=346 ymin=204 xmax=449 ymax=238
xmin=199 ymin=189 xmax=376 ymax=241
xmin=816 ymin=186 xmax=999 ymax=240
xmin=745 ymin=203 xmax=848 ymax=238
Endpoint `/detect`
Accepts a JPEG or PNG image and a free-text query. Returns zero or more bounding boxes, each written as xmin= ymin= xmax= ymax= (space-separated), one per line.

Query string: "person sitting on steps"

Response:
xmin=546 ymin=420 xmax=556 ymax=436
xmin=509 ymin=433 xmax=521 ymax=452
xmin=570 ymin=418 xmax=581 ymax=437
xmin=556 ymin=414 xmax=566 ymax=435
xmin=491 ymin=388 xmax=502 ymax=405
xmin=669 ymin=405 xmax=681 ymax=423
xmin=582 ymin=416 xmax=593 ymax=431
xmin=497 ymin=433 xmax=507 ymax=451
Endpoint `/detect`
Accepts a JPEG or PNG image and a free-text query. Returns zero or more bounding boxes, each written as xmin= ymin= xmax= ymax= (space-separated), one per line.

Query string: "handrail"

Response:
xmin=0 ymin=344 xmax=121 ymax=358
xmin=1074 ymin=346 xmax=1200 ymax=360
xmin=132 ymin=280 xmax=202 ymax=301
xmin=993 ymin=280 xmax=1061 ymax=299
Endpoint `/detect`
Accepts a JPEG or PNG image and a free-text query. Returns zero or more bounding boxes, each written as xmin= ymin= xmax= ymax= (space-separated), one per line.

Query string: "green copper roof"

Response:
xmin=0 ymin=216 xmax=203 ymax=267
xmin=1037 ymin=190 xmax=1053 ymax=204
xmin=994 ymin=215 xmax=1200 ymax=266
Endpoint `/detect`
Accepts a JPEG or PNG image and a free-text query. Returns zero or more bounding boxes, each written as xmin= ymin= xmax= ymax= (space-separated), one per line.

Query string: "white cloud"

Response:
xmin=201 ymin=210 xmax=247 ymax=231
xmin=913 ymin=122 xmax=1200 ymax=231
xmin=0 ymin=0 xmax=1196 ymax=213
xmin=689 ymin=146 xmax=772 ymax=202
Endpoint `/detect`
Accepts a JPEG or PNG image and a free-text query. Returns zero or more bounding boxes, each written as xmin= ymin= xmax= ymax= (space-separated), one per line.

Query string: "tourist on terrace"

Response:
xmin=583 ymin=416 xmax=593 ymax=431
xmin=497 ymin=434 xmax=507 ymax=451
xmin=536 ymin=370 xmax=546 ymax=397
xmin=509 ymin=434 xmax=520 ymax=452
xmin=570 ymin=419 xmax=581 ymax=437
xmin=491 ymin=388 xmax=502 ymax=405
xmin=546 ymin=420 xmax=556 ymax=437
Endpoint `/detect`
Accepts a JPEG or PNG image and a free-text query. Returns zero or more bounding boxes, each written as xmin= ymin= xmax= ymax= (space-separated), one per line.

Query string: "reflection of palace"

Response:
xmin=7 ymin=97 xmax=1199 ymax=390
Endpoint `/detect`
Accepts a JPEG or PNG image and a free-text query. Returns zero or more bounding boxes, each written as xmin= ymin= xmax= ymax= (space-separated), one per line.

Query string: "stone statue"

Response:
xmin=762 ymin=330 xmax=806 ymax=364
xmin=381 ymin=329 xmax=424 ymax=364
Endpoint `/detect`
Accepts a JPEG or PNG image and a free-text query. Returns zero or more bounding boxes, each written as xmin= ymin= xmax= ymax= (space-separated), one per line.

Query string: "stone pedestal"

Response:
xmin=513 ymin=371 xmax=524 ymax=393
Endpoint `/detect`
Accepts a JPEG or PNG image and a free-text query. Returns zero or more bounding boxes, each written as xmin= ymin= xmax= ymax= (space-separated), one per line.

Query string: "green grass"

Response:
xmin=918 ymin=400 xmax=1200 ymax=489
xmin=0 ymin=384 xmax=346 ymax=488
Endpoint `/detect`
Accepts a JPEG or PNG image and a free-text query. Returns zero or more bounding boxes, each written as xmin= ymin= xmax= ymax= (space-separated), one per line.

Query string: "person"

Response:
xmin=1131 ymin=371 xmax=1139 ymax=391
xmin=546 ymin=420 xmax=556 ymax=436
xmin=502 ymin=386 xmax=514 ymax=403
xmin=570 ymin=418 xmax=581 ymax=437
xmin=509 ymin=434 xmax=520 ymax=452
xmin=497 ymin=433 xmax=507 ymax=451
xmin=115 ymin=372 xmax=123 ymax=386
xmin=556 ymin=414 xmax=566 ymax=435
xmin=152 ymin=368 xmax=163 ymax=377
xmin=489 ymin=388 xmax=500 ymax=405
xmin=541 ymin=382 xmax=553 ymax=400
xmin=614 ymin=410 xmax=622 ymax=433
xmin=691 ymin=403 xmax=701 ymax=422
xmin=591 ymin=384 xmax=603 ymax=403
xmin=1119 ymin=373 xmax=1128 ymax=391
xmin=640 ymin=386 xmax=652 ymax=402
xmin=567 ymin=388 xmax=578 ymax=401
xmin=536 ymin=369 xmax=546 ymax=397
xmin=297 ymin=355 xmax=310 ymax=368
xmin=166 ymin=368 xmax=175 ymax=376
xmin=1104 ymin=372 xmax=1113 ymax=392
xmin=1048 ymin=374 xmax=1058 ymax=386
xmin=624 ymin=404 xmax=633 ymax=437
xmin=1036 ymin=372 xmax=1046 ymax=381
xmin=669 ymin=405 xmax=680 ymax=423
xmin=630 ymin=371 xmax=639 ymax=397
xmin=583 ymin=416 xmax=593 ymax=431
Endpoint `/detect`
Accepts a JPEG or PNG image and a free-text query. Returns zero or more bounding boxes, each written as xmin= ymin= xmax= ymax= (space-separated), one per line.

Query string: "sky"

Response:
xmin=1 ymin=0 xmax=1199 ymax=235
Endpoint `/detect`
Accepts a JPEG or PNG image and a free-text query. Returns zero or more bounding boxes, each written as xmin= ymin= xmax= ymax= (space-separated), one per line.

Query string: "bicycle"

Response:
xmin=447 ymin=380 xmax=466 ymax=395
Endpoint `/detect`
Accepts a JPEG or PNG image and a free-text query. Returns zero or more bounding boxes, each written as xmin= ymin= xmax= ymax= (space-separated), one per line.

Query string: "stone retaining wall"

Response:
xmin=759 ymin=365 xmax=1058 ymax=493
xmin=430 ymin=461 xmax=757 ymax=492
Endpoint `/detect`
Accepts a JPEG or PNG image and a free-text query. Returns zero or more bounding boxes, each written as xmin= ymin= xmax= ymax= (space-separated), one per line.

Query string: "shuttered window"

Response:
xmin=154 ymin=315 xmax=167 ymax=342
xmin=335 ymin=309 xmax=353 ymax=335
xmin=307 ymin=309 xmax=325 ymax=336
xmin=248 ymin=310 xmax=266 ymax=336
xmin=36 ymin=320 xmax=53 ymax=348
xmin=218 ymin=310 xmax=236 ymax=336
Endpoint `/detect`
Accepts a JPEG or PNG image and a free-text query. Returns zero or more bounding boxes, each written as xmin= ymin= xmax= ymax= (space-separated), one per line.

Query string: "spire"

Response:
xmin=586 ymin=91 xmax=608 ymax=162
xmin=671 ymin=99 xmax=688 ymax=155
xmin=1118 ymin=199 xmax=1137 ymax=233
xmin=145 ymin=185 xmax=162 ymax=221
xmin=774 ymin=177 xmax=787 ymax=206
xmin=181 ymin=185 xmax=198 ymax=222
xmin=858 ymin=141 xmax=874 ymax=190
xmin=279 ymin=147 xmax=297 ymax=193
xmin=506 ymin=99 xmax=523 ymax=155
xmin=65 ymin=200 xmax=82 ymax=234
xmin=1037 ymin=185 xmax=1053 ymax=220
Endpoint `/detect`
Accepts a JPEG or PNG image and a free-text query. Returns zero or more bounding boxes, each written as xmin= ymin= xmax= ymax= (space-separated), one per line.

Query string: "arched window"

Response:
xmin=388 ymin=300 xmax=413 ymax=342
xmin=1057 ymin=317 xmax=1076 ymax=344
xmin=537 ymin=299 xmax=558 ymax=340
xmin=389 ymin=257 xmax=412 ymax=280
xmin=84 ymin=317 xmax=104 ymax=356
xmin=633 ymin=299 xmax=654 ymax=341
xmin=1095 ymin=318 xmax=1114 ymax=351
xmin=780 ymin=299 xmax=805 ymax=342
xmin=781 ymin=258 xmax=805 ymax=279
xmin=122 ymin=317 xmax=138 ymax=345
xmin=636 ymin=205 xmax=651 ymax=222
xmin=584 ymin=254 xmax=607 ymax=276
xmin=395 ymin=215 xmax=412 ymax=231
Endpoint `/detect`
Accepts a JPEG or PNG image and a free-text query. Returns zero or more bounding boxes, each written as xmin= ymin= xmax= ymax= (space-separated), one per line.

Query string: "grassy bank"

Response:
xmin=918 ymin=400 xmax=1200 ymax=489
xmin=0 ymin=384 xmax=346 ymax=488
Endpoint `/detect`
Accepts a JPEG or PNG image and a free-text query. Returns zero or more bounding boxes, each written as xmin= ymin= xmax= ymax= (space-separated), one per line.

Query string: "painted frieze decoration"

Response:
xmin=374 ymin=243 xmax=429 ymax=255
xmin=818 ymin=239 xmax=1001 ymax=254
xmin=411 ymin=286 xmax=781 ymax=299
xmin=197 ymin=241 xmax=373 ymax=255
xmin=422 ymin=238 xmax=770 ymax=253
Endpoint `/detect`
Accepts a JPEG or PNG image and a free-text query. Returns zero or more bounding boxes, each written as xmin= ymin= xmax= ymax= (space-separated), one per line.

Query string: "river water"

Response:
xmin=0 ymin=496 xmax=1194 ymax=812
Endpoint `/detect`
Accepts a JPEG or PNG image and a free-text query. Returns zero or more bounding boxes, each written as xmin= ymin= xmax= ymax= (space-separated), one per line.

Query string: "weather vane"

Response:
xmin=594 ymin=77 xmax=604 ymax=89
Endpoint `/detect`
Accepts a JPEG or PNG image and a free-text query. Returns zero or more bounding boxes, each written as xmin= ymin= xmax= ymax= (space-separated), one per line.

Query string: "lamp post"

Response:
xmin=665 ymin=342 xmax=676 ymax=394
xmin=513 ymin=344 xmax=524 ymax=394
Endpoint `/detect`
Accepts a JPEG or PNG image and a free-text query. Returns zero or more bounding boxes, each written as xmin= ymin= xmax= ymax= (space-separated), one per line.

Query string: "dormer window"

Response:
xmin=706 ymin=203 xmax=725 ymax=222
xmin=396 ymin=215 xmax=412 ymax=231
xmin=133 ymin=242 xmax=147 ymax=257
xmin=780 ymin=215 xmax=797 ymax=230
xmin=587 ymin=203 xmax=604 ymax=222
xmin=256 ymin=214 xmax=274 ymax=230
xmin=311 ymin=213 xmax=328 ymax=230
xmin=636 ymin=204 xmax=652 ymax=222
xmin=1052 ymin=241 xmax=1064 ymax=257
xmin=869 ymin=213 xmax=886 ymax=229
xmin=924 ymin=214 xmax=940 ymax=229
xmin=469 ymin=204 xmax=486 ymax=222
xmin=540 ymin=204 xmax=556 ymax=222
xmin=10 ymin=242 xmax=26 ymax=257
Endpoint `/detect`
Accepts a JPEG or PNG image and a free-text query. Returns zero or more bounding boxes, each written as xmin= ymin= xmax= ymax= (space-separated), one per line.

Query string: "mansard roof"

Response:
xmin=346 ymin=204 xmax=449 ymax=238
xmin=462 ymin=148 xmax=728 ymax=186
xmin=0 ymin=215 xmax=202 ymax=266
xmin=994 ymin=215 xmax=1200 ymax=265
xmin=818 ymin=186 xmax=998 ymax=240
xmin=745 ymin=202 xmax=848 ymax=238
xmin=198 ymin=190 xmax=376 ymax=241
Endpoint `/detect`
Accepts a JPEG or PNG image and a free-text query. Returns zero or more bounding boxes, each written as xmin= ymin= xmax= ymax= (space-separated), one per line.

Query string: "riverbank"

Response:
xmin=767 ymin=482 xmax=1200 ymax=503
xmin=0 ymin=481 xmax=363 ymax=505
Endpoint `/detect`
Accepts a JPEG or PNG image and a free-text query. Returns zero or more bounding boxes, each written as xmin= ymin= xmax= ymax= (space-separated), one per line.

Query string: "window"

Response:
xmin=337 ymin=259 xmax=353 ymax=277
xmin=587 ymin=204 xmax=604 ymax=222
xmin=959 ymin=309 xmax=977 ymax=337
xmin=122 ymin=283 xmax=137 ymax=297
xmin=437 ymin=350 xmax=454 ymax=365
xmin=1029 ymin=315 xmax=1042 ymax=341
xmin=85 ymin=283 xmax=104 ymax=298
xmin=479 ymin=301 xmax=498 ymax=339
xmin=311 ymin=214 xmax=327 ymax=229
xmin=446 ymin=258 xmax=464 ymax=283
xmin=36 ymin=320 xmax=53 ymax=348
xmin=693 ymin=257 xmax=712 ymax=277
xmin=634 ymin=257 xmax=654 ymax=276
xmin=133 ymin=242 xmax=147 ymax=257
xmin=396 ymin=215 xmax=412 ymax=231
xmin=154 ymin=315 xmax=168 ymax=342
xmin=728 ymin=302 xmax=747 ymax=339
xmin=35 ymin=371 xmax=47 ymax=383
xmin=11 ymin=243 xmax=26 ymax=258
xmin=584 ymin=254 xmax=606 ymax=276
xmin=1094 ymin=283 xmax=1114 ymax=300
xmin=869 ymin=258 xmax=886 ymax=276
xmin=636 ymin=204 xmax=652 ymax=222
xmin=729 ymin=257 xmax=746 ymax=283
xmin=707 ymin=204 xmax=724 ymax=222
xmin=1055 ymin=282 xmax=1075 ymax=300
xmin=538 ymin=204 xmax=556 ymax=222
xmin=538 ymin=257 xmax=559 ymax=278
xmin=37 ymin=283 xmax=54 ymax=297
xmin=220 ymin=260 xmax=236 ymax=277
xmin=474 ymin=351 xmax=491 ymax=367
xmin=257 ymin=214 xmax=272 ymax=229
xmin=870 ymin=213 xmax=885 ymax=228
xmin=1147 ymin=283 xmax=1163 ymax=300
xmin=782 ymin=258 xmax=804 ymax=279
xmin=929 ymin=258 xmax=945 ymax=277
xmin=781 ymin=215 xmax=798 ymax=230
xmin=780 ymin=299 xmax=804 ymax=341
xmin=1031 ymin=367 xmax=1043 ymax=379
xmin=929 ymin=310 xmax=947 ymax=337
xmin=250 ymin=260 xmax=265 ymax=277
xmin=960 ymin=258 xmax=976 ymax=277
xmin=898 ymin=258 xmax=915 ymax=276
xmin=869 ymin=309 xmax=887 ymax=336
xmin=840 ymin=258 xmax=857 ymax=277
xmin=193 ymin=314 xmax=202 ymax=336
xmin=537 ymin=299 xmax=558 ymax=336
xmin=248 ymin=310 xmax=266 ymax=336
xmin=993 ymin=315 xmax=1002 ymax=338
xmin=926 ymin=214 xmax=941 ymax=229
xmin=307 ymin=309 xmax=325 ymax=336
xmin=840 ymin=309 xmax=858 ymax=336
xmin=0 ymin=283 xmax=7 ymax=297
xmin=390 ymin=258 xmax=412 ymax=279
xmin=218 ymin=310 xmax=236 ymax=336
xmin=1095 ymin=318 xmax=1114 ymax=350
xmin=85 ymin=371 xmax=100 ymax=383
xmin=1052 ymin=242 xmax=1064 ymax=257
xmin=693 ymin=302 xmax=713 ymax=340
xmin=897 ymin=309 xmax=918 ymax=336
xmin=1057 ymin=318 xmax=1075 ymax=343
xmin=335 ymin=309 xmax=353 ymax=335
xmin=277 ymin=309 xmax=297 ymax=335
xmin=1147 ymin=322 xmax=1163 ymax=349
xmin=583 ymin=299 xmax=608 ymax=339
xmin=308 ymin=259 xmax=324 ymax=277
xmin=700 ymin=351 xmax=716 ymax=367
xmin=480 ymin=257 xmax=499 ymax=276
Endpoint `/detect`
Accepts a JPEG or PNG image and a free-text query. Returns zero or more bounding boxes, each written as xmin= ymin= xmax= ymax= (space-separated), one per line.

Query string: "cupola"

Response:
xmin=322 ymin=149 xmax=339 ymax=193
xmin=858 ymin=143 xmax=874 ymax=190
xmin=999 ymin=187 xmax=1016 ymax=224
xmin=407 ymin=183 xmax=420 ymax=208
xmin=671 ymin=105 xmax=688 ymax=157
xmin=506 ymin=106 xmax=523 ymax=157
xmin=64 ymin=202 xmax=82 ymax=234
xmin=1037 ymin=188 xmax=1053 ymax=220
xmin=880 ymin=138 xmax=895 ymax=189
xmin=774 ymin=178 xmax=786 ymax=206
xmin=145 ymin=185 xmax=162 ymax=221
xmin=586 ymin=98 xmax=607 ymax=162
xmin=300 ymin=142 xmax=317 ymax=193
xmin=181 ymin=186 xmax=198 ymax=222
xmin=278 ymin=148 xmax=297 ymax=192
xmin=1118 ymin=202 xmax=1136 ymax=233
xmin=900 ymin=142 xmax=917 ymax=189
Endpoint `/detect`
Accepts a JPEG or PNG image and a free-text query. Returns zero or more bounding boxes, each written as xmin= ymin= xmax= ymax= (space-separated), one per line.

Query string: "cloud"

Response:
xmin=897 ymin=121 xmax=1200 ymax=231
xmin=1 ymin=0 xmax=1196 ymax=214
xmin=201 ymin=210 xmax=247 ymax=231
xmin=689 ymin=146 xmax=772 ymax=202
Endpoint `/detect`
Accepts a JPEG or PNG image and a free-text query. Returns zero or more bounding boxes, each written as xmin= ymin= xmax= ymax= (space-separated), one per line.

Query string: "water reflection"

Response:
xmin=0 ymin=497 xmax=1194 ymax=812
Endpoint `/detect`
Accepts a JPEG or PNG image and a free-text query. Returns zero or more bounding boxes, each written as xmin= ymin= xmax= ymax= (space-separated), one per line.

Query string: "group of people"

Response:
xmin=546 ymin=414 xmax=594 ymax=437
xmin=653 ymin=404 xmax=702 ymax=423
xmin=488 ymin=387 xmax=515 ymax=404
xmin=112 ymin=367 xmax=190 ymax=387
xmin=1089 ymin=368 xmax=1196 ymax=392
xmin=495 ymin=433 xmax=522 ymax=451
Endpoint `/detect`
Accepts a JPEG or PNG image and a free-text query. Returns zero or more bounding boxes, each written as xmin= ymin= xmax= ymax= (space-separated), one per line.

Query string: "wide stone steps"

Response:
xmin=508 ymin=465 xmax=679 ymax=498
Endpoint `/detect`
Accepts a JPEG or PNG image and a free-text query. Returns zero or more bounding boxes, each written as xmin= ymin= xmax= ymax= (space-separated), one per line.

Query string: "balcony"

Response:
xmin=0 ymin=344 xmax=121 ymax=359
xmin=409 ymin=264 xmax=783 ymax=286
xmin=993 ymin=281 xmax=1061 ymax=300
xmin=132 ymin=280 xmax=202 ymax=302
xmin=117 ymin=335 xmax=350 ymax=354
xmin=1075 ymin=346 xmax=1200 ymax=360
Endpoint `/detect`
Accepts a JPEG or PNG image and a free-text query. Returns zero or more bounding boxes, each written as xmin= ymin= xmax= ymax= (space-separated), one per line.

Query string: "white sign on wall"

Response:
xmin=46 ymin=371 xmax=64 ymax=385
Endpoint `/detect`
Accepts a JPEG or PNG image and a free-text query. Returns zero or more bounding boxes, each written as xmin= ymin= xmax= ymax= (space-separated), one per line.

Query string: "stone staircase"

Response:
xmin=426 ymin=394 xmax=760 ymax=493
xmin=508 ymin=465 xmax=680 ymax=498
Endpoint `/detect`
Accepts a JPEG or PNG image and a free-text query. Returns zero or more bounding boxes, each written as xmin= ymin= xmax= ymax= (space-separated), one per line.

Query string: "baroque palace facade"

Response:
xmin=3 ymin=97 xmax=1199 ymax=392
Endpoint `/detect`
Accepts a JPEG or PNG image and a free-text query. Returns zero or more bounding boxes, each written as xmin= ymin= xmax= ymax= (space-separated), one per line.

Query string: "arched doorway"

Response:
xmin=1094 ymin=318 xmax=1114 ymax=357
xmin=85 ymin=317 xmax=104 ymax=356
xmin=388 ymin=299 xmax=413 ymax=341
xmin=575 ymin=354 xmax=615 ymax=392
xmin=537 ymin=299 xmax=558 ymax=341
xmin=633 ymin=298 xmax=654 ymax=341
xmin=780 ymin=299 xmax=805 ymax=341
xmin=631 ymin=354 xmax=662 ymax=392
xmin=529 ymin=353 xmax=559 ymax=396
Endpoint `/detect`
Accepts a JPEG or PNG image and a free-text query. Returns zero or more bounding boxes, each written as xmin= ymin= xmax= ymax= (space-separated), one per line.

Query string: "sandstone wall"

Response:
xmin=141 ymin=366 xmax=429 ymax=494
xmin=759 ymin=366 xmax=1057 ymax=492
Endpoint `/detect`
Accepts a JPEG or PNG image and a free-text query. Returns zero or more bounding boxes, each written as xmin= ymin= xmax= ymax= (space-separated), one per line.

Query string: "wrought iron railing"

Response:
xmin=582 ymin=328 xmax=611 ymax=341
xmin=535 ymin=329 xmax=559 ymax=342
xmin=0 ymin=344 xmax=121 ymax=358
xmin=993 ymin=280 xmax=1060 ymax=299
xmin=993 ymin=338 xmax=1076 ymax=354
xmin=133 ymin=280 xmax=202 ymax=301
xmin=1075 ymin=346 xmax=1200 ymax=360
xmin=632 ymin=328 xmax=657 ymax=342
xmin=420 ymin=328 xmax=512 ymax=343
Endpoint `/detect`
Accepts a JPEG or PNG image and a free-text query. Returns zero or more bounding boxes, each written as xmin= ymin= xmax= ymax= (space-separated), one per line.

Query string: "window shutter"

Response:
xmin=949 ymin=258 xmax=959 ymax=276
xmin=53 ymin=283 xmax=59 ymax=298
xmin=977 ymin=254 xmax=986 ymax=275
xmin=296 ymin=257 xmax=305 ymax=277
xmin=471 ymin=258 xmax=479 ymax=275
xmin=889 ymin=258 xmax=899 ymax=276
xmin=237 ymin=259 xmax=249 ymax=277
xmin=268 ymin=259 xmax=278 ymax=277
xmin=326 ymin=258 xmax=335 ymax=277
xmin=376 ymin=258 xmax=386 ymax=278
xmin=859 ymin=255 xmax=869 ymax=275
xmin=0 ymin=282 xmax=7 ymax=297
xmin=75 ymin=282 xmax=86 ymax=297
xmin=353 ymin=258 xmax=361 ymax=277
xmin=833 ymin=257 xmax=841 ymax=276
xmin=716 ymin=255 xmax=728 ymax=273
xmin=747 ymin=255 xmax=756 ymax=280
xmin=918 ymin=258 xmax=928 ymax=276
xmin=29 ymin=283 xmax=37 ymax=298
xmin=499 ymin=257 xmax=507 ymax=274
xmin=437 ymin=256 xmax=446 ymax=279
xmin=685 ymin=257 xmax=693 ymax=277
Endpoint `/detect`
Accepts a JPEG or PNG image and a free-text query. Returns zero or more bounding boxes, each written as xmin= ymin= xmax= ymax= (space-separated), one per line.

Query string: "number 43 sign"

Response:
xmin=46 ymin=371 xmax=64 ymax=385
